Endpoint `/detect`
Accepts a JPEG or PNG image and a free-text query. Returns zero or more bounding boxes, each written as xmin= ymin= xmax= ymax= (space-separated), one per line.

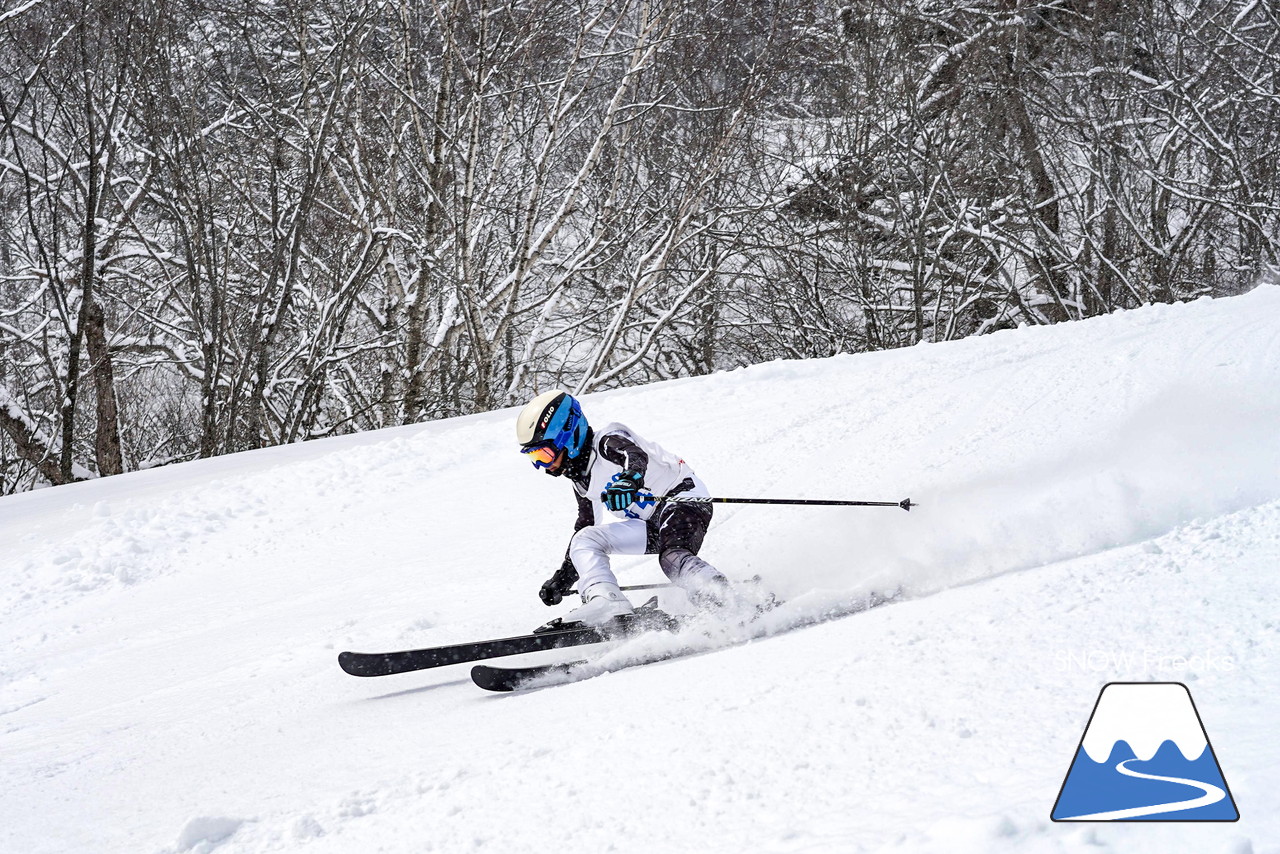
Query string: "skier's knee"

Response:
xmin=659 ymin=548 xmax=721 ymax=583
xmin=661 ymin=548 xmax=731 ymax=609
xmin=658 ymin=547 xmax=691 ymax=580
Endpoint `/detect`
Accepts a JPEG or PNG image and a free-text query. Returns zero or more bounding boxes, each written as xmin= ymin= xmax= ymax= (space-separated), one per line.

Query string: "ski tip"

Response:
xmin=472 ymin=661 xmax=591 ymax=692
xmin=337 ymin=651 xmax=362 ymax=676
xmin=338 ymin=651 xmax=387 ymax=677
xmin=470 ymin=664 xmax=518 ymax=692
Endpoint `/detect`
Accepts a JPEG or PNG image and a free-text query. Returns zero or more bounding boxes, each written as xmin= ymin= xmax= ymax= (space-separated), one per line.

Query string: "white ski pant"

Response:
xmin=568 ymin=519 xmax=651 ymax=594
xmin=569 ymin=480 xmax=723 ymax=596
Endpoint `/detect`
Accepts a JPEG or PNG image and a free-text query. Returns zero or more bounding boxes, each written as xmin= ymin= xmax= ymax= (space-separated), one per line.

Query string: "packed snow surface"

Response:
xmin=2 ymin=288 xmax=1279 ymax=853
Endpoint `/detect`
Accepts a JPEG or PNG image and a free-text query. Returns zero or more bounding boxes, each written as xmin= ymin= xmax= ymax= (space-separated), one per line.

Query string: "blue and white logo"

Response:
xmin=1052 ymin=682 xmax=1239 ymax=821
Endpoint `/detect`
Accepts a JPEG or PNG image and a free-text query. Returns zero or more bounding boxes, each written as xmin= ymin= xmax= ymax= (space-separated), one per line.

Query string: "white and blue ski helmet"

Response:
xmin=516 ymin=390 xmax=589 ymax=465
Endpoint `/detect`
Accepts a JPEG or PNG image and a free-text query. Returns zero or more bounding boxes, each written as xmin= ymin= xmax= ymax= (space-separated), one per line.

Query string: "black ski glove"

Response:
xmin=539 ymin=561 xmax=579 ymax=606
xmin=602 ymin=470 xmax=645 ymax=512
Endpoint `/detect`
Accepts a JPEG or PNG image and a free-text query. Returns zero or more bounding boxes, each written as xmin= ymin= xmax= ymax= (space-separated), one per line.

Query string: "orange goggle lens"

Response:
xmin=521 ymin=444 xmax=559 ymax=467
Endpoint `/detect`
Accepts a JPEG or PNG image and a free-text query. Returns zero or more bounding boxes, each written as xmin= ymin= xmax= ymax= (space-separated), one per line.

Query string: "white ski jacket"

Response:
xmin=568 ymin=422 xmax=697 ymax=524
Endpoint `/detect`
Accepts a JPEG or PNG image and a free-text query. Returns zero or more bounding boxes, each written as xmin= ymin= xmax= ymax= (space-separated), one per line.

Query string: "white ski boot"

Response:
xmin=562 ymin=581 xmax=634 ymax=627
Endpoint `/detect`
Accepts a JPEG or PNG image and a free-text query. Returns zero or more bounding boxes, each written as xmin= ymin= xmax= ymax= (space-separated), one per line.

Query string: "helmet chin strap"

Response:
xmin=560 ymin=428 xmax=594 ymax=481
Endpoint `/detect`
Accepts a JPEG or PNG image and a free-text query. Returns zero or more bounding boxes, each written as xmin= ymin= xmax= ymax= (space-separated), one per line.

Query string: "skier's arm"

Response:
xmin=597 ymin=432 xmax=648 ymax=477
xmin=541 ymin=492 xmax=594 ymax=606
xmin=598 ymin=431 xmax=649 ymax=510
xmin=572 ymin=489 xmax=595 ymax=531
xmin=560 ymin=491 xmax=593 ymax=571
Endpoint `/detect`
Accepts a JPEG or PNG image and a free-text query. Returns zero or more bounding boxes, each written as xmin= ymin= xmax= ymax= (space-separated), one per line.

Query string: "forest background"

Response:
xmin=1 ymin=0 xmax=1276 ymax=493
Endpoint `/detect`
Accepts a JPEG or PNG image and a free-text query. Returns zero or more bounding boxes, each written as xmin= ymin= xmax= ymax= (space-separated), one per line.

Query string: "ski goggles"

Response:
xmin=521 ymin=442 xmax=559 ymax=469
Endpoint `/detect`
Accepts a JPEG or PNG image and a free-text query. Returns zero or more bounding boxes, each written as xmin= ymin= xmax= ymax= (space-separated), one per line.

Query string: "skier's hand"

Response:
xmin=539 ymin=562 xmax=578 ymax=606
xmin=601 ymin=470 xmax=645 ymax=512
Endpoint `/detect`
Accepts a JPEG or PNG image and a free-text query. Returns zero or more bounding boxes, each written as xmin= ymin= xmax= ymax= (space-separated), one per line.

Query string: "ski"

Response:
xmin=471 ymin=659 xmax=592 ymax=692
xmin=337 ymin=598 xmax=681 ymax=677
xmin=470 ymin=641 xmax=712 ymax=692
xmin=470 ymin=587 xmax=901 ymax=692
xmin=339 ymin=625 xmax=606 ymax=677
xmin=470 ymin=642 xmax=716 ymax=692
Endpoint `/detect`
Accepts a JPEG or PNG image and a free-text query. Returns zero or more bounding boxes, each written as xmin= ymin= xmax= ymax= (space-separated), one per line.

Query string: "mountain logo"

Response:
xmin=1051 ymin=682 xmax=1239 ymax=821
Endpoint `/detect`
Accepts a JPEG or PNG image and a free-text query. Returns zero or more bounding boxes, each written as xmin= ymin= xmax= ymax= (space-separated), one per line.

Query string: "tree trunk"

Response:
xmin=83 ymin=297 xmax=124 ymax=475
xmin=0 ymin=390 xmax=69 ymax=486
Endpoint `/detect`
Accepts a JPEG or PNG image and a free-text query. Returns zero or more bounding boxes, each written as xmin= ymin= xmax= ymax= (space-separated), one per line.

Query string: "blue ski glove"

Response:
xmin=601 ymin=470 xmax=646 ymax=512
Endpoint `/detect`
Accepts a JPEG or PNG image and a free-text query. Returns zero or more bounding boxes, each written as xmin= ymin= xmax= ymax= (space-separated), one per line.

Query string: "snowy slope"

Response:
xmin=2 ymin=288 xmax=1278 ymax=854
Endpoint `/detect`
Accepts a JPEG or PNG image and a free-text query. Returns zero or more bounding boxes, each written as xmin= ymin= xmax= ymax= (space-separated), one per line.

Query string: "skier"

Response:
xmin=516 ymin=389 xmax=731 ymax=626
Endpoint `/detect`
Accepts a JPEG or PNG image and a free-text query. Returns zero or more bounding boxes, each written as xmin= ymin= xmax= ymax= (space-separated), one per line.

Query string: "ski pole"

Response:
xmin=564 ymin=581 xmax=678 ymax=598
xmin=654 ymin=495 xmax=916 ymax=511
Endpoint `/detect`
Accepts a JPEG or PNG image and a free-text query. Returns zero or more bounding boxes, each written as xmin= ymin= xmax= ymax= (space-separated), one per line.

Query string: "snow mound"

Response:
xmin=174 ymin=816 xmax=245 ymax=852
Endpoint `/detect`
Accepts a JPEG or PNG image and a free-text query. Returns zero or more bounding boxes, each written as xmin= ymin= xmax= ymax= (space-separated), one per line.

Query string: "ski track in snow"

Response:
xmin=1 ymin=288 xmax=1278 ymax=853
